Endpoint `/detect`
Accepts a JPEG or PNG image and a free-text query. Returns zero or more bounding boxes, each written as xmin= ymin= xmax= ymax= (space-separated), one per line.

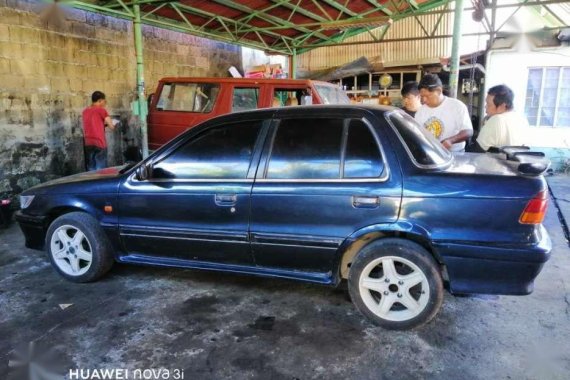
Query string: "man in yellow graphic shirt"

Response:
xmin=415 ymin=74 xmax=473 ymax=152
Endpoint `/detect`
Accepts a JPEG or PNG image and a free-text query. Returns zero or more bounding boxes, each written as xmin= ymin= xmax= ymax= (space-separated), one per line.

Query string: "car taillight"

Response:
xmin=519 ymin=190 xmax=548 ymax=224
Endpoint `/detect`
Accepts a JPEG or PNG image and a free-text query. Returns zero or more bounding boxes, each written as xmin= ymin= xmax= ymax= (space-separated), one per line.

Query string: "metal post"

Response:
xmin=133 ymin=3 xmax=149 ymax=158
xmin=449 ymin=0 xmax=465 ymax=98
xmin=489 ymin=0 xmax=497 ymax=49
xmin=290 ymin=48 xmax=297 ymax=79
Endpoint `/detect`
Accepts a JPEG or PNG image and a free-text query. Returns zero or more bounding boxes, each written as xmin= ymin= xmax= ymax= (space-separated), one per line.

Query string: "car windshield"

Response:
xmin=387 ymin=111 xmax=452 ymax=167
xmin=314 ymin=84 xmax=351 ymax=105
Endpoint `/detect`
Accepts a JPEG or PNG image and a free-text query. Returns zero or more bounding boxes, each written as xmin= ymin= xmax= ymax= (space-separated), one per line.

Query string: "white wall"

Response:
xmin=486 ymin=43 xmax=570 ymax=149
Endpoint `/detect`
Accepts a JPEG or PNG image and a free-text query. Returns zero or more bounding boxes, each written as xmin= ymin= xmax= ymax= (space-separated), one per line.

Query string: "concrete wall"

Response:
xmin=0 ymin=0 xmax=242 ymax=201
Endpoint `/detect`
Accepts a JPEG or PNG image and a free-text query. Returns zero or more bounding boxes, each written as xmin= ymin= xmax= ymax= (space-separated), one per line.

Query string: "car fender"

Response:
xmin=38 ymin=193 xmax=119 ymax=230
xmin=334 ymin=221 xmax=440 ymax=279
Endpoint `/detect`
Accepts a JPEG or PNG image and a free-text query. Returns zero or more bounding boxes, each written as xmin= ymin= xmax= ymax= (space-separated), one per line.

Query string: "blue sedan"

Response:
xmin=15 ymin=105 xmax=551 ymax=330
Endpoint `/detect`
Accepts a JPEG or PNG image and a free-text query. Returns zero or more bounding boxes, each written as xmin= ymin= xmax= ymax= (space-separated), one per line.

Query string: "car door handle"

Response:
xmin=352 ymin=196 xmax=380 ymax=208
xmin=215 ymin=194 xmax=237 ymax=206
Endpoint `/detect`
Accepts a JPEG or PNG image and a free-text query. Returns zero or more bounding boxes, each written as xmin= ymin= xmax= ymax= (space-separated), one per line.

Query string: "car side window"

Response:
xmin=233 ymin=88 xmax=259 ymax=112
xmin=344 ymin=120 xmax=384 ymax=178
xmin=387 ymin=112 xmax=451 ymax=167
xmin=152 ymin=121 xmax=262 ymax=180
xmin=272 ymin=88 xmax=311 ymax=107
xmin=266 ymin=118 xmax=344 ymax=179
xmin=156 ymin=83 xmax=219 ymax=113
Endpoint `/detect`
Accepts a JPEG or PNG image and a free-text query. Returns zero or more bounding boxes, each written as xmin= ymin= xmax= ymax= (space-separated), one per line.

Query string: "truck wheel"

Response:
xmin=45 ymin=212 xmax=114 ymax=283
xmin=348 ymin=238 xmax=444 ymax=330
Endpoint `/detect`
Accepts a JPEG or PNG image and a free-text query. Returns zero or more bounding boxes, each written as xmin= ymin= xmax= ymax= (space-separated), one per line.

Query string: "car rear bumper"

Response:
xmin=15 ymin=211 xmax=47 ymax=250
xmin=434 ymin=226 xmax=552 ymax=295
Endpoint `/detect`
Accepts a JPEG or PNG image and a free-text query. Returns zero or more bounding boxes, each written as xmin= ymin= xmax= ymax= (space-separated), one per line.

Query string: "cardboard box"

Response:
xmin=245 ymin=63 xmax=283 ymax=79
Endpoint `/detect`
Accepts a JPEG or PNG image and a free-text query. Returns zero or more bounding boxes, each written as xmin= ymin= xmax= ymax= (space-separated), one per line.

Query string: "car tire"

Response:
xmin=45 ymin=212 xmax=114 ymax=283
xmin=348 ymin=238 xmax=444 ymax=330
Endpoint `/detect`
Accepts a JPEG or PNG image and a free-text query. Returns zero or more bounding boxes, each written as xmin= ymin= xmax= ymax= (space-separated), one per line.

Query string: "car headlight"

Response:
xmin=20 ymin=195 xmax=35 ymax=209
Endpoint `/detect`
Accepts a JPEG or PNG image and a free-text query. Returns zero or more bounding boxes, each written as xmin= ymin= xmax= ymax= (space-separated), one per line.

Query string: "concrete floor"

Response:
xmin=1 ymin=177 xmax=569 ymax=380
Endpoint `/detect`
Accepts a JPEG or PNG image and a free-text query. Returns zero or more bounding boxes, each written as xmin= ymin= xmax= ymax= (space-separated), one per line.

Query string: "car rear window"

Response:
xmin=387 ymin=111 xmax=452 ymax=167
xmin=314 ymin=84 xmax=351 ymax=105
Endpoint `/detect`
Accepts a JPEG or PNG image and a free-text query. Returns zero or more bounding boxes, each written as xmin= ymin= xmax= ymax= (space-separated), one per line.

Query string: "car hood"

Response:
xmin=24 ymin=166 xmax=126 ymax=195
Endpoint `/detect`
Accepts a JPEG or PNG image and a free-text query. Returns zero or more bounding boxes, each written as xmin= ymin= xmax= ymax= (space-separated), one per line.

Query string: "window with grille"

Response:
xmin=524 ymin=67 xmax=570 ymax=127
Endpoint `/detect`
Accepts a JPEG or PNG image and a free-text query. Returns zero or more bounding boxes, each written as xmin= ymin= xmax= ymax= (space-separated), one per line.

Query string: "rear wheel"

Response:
xmin=46 ymin=212 xmax=114 ymax=282
xmin=348 ymin=238 xmax=444 ymax=330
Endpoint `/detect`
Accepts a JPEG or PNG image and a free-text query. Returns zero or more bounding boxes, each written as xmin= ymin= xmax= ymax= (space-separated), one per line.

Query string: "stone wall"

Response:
xmin=0 ymin=0 xmax=242 ymax=202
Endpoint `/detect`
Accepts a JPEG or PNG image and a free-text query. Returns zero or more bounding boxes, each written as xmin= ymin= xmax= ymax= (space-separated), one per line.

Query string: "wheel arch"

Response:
xmin=336 ymin=223 xmax=444 ymax=280
xmin=47 ymin=206 xmax=91 ymax=227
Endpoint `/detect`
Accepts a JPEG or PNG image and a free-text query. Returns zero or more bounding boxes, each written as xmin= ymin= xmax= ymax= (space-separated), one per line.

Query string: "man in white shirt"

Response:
xmin=471 ymin=84 xmax=526 ymax=152
xmin=415 ymin=74 xmax=473 ymax=152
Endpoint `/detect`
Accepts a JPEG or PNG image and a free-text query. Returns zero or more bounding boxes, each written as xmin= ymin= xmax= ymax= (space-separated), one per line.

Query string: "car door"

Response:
xmin=118 ymin=118 xmax=268 ymax=265
xmin=249 ymin=111 xmax=402 ymax=274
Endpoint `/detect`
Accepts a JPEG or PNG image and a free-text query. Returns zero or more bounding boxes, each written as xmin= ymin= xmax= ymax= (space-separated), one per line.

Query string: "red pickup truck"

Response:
xmin=147 ymin=77 xmax=350 ymax=150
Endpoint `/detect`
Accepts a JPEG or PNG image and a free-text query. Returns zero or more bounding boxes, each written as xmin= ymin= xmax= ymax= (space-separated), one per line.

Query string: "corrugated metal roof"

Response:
xmin=298 ymin=0 xmax=570 ymax=71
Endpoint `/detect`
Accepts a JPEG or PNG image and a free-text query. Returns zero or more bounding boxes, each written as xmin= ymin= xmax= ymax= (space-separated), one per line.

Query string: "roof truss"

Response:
xmin=64 ymin=0 xmax=570 ymax=55
xmin=66 ymin=0 xmax=453 ymax=54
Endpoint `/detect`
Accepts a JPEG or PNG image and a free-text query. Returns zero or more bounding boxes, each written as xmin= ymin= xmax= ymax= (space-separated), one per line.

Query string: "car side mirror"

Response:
xmin=135 ymin=164 xmax=151 ymax=181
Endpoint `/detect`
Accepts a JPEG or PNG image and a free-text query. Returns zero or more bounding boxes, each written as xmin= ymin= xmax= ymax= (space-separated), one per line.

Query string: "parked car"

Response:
xmin=16 ymin=105 xmax=551 ymax=330
xmin=147 ymin=77 xmax=350 ymax=150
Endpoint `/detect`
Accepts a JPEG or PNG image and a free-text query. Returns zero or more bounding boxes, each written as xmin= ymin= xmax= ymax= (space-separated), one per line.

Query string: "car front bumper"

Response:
xmin=15 ymin=211 xmax=48 ymax=250
xmin=434 ymin=225 xmax=552 ymax=295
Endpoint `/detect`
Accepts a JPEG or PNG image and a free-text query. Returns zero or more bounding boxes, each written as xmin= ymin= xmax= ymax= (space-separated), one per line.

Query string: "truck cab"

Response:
xmin=147 ymin=77 xmax=350 ymax=150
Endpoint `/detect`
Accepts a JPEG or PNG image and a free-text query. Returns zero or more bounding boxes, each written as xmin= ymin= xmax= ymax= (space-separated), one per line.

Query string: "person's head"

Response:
xmin=486 ymin=85 xmax=514 ymax=116
xmin=418 ymin=74 xmax=444 ymax=108
xmin=91 ymin=91 xmax=106 ymax=107
xmin=401 ymin=81 xmax=421 ymax=112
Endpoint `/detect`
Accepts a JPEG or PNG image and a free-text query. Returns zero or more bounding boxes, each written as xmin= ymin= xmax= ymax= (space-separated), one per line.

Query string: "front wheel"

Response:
xmin=348 ymin=238 xmax=444 ymax=330
xmin=46 ymin=212 xmax=114 ymax=282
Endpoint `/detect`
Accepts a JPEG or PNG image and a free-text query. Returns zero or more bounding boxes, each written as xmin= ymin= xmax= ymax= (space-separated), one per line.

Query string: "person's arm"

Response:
xmin=98 ymin=108 xmax=115 ymax=131
xmin=441 ymin=102 xmax=473 ymax=149
xmin=441 ymin=129 xmax=473 ymax=149
xmin=104 ymin=116 xmax=115 ymax=131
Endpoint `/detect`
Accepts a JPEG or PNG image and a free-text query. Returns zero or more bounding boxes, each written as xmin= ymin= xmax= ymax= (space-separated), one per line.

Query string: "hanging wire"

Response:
xmin=467 ymin=26 xmax=480 ymax=117
xmin=468 ymin=0 xmax=485 ymax=117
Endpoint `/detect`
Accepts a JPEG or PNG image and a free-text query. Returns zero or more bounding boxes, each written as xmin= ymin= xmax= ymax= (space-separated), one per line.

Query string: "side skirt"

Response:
xmin=116 ymin=254 xmax=336 ymax=285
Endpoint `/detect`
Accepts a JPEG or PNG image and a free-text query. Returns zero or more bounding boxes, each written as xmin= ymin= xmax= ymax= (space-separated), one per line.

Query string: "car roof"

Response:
xmin=245 ymin=104 xmax=396 ymax=117
xmin=197 ymin=104 xmax=398 ymax=129
xmin=274 ymin=104 xmax=396 ymax=114
xmin=158 ymin=77 xmax=339 ymax=86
